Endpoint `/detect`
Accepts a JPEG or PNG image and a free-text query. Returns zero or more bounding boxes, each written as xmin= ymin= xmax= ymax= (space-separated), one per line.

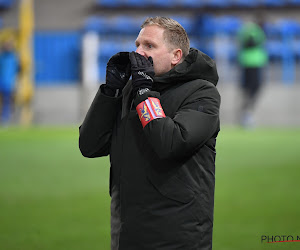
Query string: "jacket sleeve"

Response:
xmin=79 ymin=85 xmax=122 ymax=158
xmin=141 ymin=85 xmax=220 ymax=160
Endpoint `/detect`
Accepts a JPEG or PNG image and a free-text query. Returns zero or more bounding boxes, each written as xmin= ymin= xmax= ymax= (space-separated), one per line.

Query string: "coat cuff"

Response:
xmin=134 ymin=90 xmax=160 ymax=107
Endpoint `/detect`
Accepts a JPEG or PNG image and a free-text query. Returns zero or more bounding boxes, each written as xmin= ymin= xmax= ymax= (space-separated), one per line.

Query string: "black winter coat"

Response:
xmin=79 ymin=48 xmax=221 ymax=250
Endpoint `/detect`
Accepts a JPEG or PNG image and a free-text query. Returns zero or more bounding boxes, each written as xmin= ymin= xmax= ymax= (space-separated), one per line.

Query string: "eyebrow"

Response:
xmin=135 ymin=39 xmax=157 ymax=47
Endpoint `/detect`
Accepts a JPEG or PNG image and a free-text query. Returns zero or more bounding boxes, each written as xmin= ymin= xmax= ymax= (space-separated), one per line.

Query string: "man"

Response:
xmin=237 ymin=19 xmax=268 ymax=128
xmin=0 ymin=40 xmax=19 ymax=124
xmin=79 ymin=17 xmax=220 ymax=250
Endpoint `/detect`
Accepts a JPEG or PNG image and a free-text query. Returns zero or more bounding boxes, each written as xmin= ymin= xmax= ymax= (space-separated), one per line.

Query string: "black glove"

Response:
xmin=129 ymin=52 xmax=154 ymax=96
xmin=104 ymin=52 xmax=131 ymax=96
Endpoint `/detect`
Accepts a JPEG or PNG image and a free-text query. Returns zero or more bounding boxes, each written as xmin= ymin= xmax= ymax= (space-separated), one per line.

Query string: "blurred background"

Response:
xmin=0 ymin=0 xmax=300 ymax=250
xmin=0 ymin=0 xmax=299 ymax=126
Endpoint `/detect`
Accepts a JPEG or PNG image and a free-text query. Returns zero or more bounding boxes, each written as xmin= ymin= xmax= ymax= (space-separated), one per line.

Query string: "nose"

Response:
xmin=135 ymin=46 xmax=145 ymax=56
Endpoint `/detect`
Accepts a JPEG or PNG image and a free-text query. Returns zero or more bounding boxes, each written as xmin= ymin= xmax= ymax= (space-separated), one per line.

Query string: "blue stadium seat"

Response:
xmin=170 ymin=16 xmax=195 ymax=34
xmin=265 ymin=19 xmax=300 ymax=84
xmin=149 ymin=0 xmax=173 ymax=7
xmin=99 ymin=39 xmax=120 ymax=60
xmin=195 ymin=14 xmax=217 ymax=37
xmin=233 ymin=0 xmax=259 ymax=7
xmin=287 ymin=0 xmax=300 ymax=5
xmin=263 ymin=21 xmax=281 ymax=38
xmin=0 ymin=0 xmax=15 ymax=8
xmin=96 ymin=0 xmax=122 ymax=7
xmin=84 ymin=16 xmax=111 ymax=34
xmin=122 ymin=40 xmax=136 ymax=53
xmin=277 ymin=19 xmax=300 ymax=37
xmin=261 ymin=0 xmax=285 ymax=6
xmin=215 ymin=16 xmax=242 ymax=36
xmin=110 ymin=16 xmax=140 ymax=34
xmin=265 ymin=40 xmax=284 ymax=61
xmin=266 ymin=39 xmax=296 ymax=84
xmin=205 ymin=0 xmax=233 ymax=8
xmin=34 ymin=32 xmax=81 ymax=84
xmin=189 ymin=37 xmax=200 ymax=50
xmin=292 ymin=40 xmax=300 ymax=60
xmin=125 ymin=0 xmax=150 ymax=7
xmin=177 ymin=0 xmax=205 ymax=7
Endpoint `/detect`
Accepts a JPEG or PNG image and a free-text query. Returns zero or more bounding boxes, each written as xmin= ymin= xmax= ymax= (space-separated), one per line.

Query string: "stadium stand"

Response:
xmin=169 ymin=15 xmax=196 ymax=34
xmin=261 ymin=0 xmax=285 ymax=7
xmin=2 ymin=0 xmax=299 ymax=125
xmin=264 ymin=18 xmax=300 ymax=84
xmin=2 ymin=0 xmax=296 ymax=85
xmin=233 ymin=0 xmax=259 ymax=7
xmin=125 ymin=0 xmax=149 ymax=7
xmin=83 ymin=16 xmax=111 ymax=34
xmin=94 ymin=0 xmax=300 ymax=8
xmin=0 ymin=0 xmax=15 ymax=8
xmin=177 ymin=0 xmax=205 ymax=8
xmin=205 ymin=0 xmax=232 ymax=8
xmin=287 ymin=0 xmax=300 ymax=5
xmin=96 ymin=0 xmax=121 ymax=8
xmin=110 ymin=16 xmax=141 ymax=34
xmin=150 ymin=0 xmax=174 ymax=7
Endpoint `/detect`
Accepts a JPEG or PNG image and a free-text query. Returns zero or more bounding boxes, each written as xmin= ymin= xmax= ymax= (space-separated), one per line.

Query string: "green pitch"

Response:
xmin=0 ymin=126 xmax=299 ymax=250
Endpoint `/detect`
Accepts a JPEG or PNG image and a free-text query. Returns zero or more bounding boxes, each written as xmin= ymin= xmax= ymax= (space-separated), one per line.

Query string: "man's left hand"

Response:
xmin=129 ymin=52 xmax=154 ymax=95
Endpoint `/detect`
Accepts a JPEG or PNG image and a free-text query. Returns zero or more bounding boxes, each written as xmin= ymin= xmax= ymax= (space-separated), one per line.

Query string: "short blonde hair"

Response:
xmin=141 ymin=16 xmax=190 ymax=58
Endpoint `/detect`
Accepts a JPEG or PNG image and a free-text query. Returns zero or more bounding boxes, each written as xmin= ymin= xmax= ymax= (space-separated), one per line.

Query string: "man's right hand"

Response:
xmin=104 ymin=52 xmax=131 ymax=96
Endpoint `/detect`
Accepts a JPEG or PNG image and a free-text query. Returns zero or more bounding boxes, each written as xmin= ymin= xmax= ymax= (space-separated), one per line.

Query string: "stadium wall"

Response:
xmin=32 ymin=83 xmax=300 ymax=127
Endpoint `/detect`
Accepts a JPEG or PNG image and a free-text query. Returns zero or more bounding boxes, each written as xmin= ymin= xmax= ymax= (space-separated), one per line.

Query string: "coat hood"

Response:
xmin=153 ymin=48 xmax=219 ymax=90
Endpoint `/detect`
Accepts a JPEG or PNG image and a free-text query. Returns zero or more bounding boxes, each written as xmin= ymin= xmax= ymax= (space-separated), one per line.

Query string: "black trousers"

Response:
xmin=240 ymin=67 xmax=263 ymax=100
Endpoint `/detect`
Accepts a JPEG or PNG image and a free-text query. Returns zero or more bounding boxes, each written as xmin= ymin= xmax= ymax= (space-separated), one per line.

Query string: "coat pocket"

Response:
xmin=147 ymin=172 xmax=195 ymax=204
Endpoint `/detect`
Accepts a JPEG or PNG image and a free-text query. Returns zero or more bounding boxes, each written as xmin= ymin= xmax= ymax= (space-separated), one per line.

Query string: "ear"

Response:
xmin=171 ymin=49 xmax=183 ymax=66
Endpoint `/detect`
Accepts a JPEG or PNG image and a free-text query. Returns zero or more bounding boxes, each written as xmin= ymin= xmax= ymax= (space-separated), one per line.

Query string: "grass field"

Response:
xmin=0 ymin=126 xmax=299 ymax=250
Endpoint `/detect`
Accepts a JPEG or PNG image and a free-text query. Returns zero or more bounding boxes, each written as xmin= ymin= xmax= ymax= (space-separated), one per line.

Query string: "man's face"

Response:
xmin=135 ymin=25 xmax=174 ymax=76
